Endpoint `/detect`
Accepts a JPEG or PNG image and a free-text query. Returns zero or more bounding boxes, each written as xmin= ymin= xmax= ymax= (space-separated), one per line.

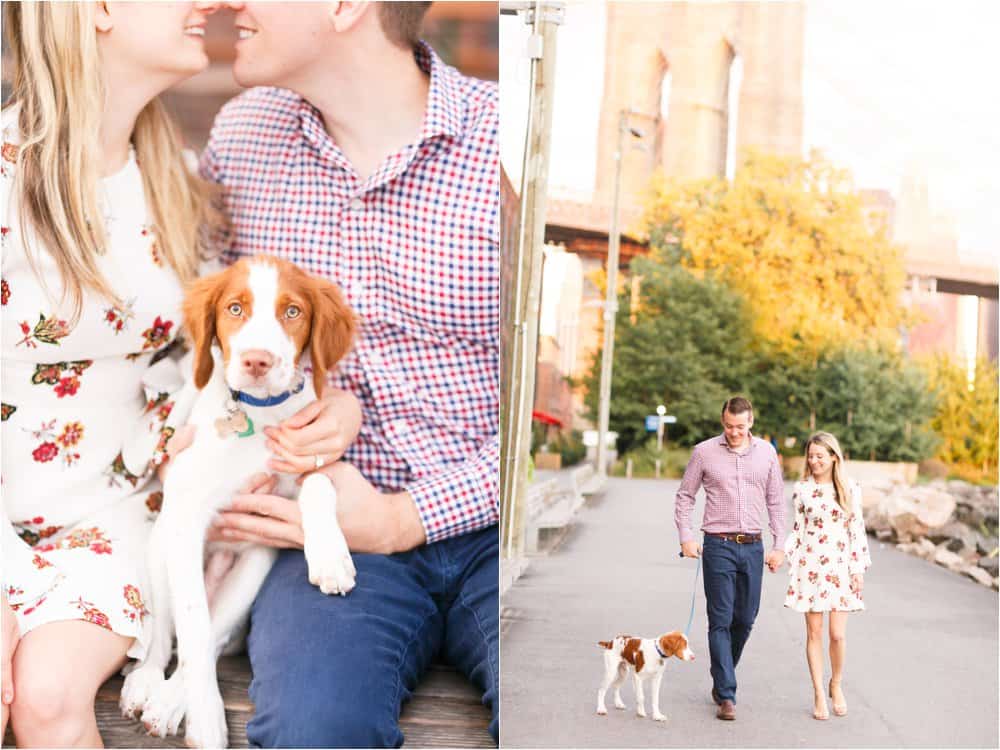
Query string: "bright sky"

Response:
xmin=500 ymin=0 xmax=1000 ymax=264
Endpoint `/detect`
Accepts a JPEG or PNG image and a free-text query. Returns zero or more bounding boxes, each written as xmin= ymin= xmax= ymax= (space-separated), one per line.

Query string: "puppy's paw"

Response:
xmin=306 ymin=538 xmax=356 ymax=596
xmin=614 ymin=699 xmax=627 ymax=710
xmin=140 ymin=673 xmax=186 ymax=738
xmin=183 ymin=691 xmax=227 ymax=749
xmin=636 ymin=709 xmax=647 ymax=719
xmin=596 ymin=706 xmax=607 ymax=716
xmin=653 ymin=713 xmax=668 ymax=723
xmin=120 ymin=665 xmax=164 ymax=720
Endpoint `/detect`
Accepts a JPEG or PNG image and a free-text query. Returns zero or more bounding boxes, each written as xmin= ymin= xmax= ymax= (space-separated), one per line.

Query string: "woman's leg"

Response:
xmin=9 ymin=620 xmax=133 ymax=748
xmin=828 ymin=611 xmax=849 ymax=714
xmin=804 ymin=612 xmax=828 ymax=719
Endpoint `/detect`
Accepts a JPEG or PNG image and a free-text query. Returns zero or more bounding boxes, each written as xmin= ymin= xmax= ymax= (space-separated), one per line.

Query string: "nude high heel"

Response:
xmin=829 ymin=679 xmax=847 ymax=716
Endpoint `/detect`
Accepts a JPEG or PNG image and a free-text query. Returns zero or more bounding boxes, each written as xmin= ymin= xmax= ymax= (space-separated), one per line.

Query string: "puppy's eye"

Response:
xmin=285 ymin=305 xmax=301 ymax=319
xmin=227 ymin=303 xmax=243 ymax=316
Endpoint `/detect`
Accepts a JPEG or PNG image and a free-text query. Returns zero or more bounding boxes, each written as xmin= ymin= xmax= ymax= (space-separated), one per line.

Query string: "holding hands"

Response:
xmin=765 ymin=549 xmax=785 ymax=573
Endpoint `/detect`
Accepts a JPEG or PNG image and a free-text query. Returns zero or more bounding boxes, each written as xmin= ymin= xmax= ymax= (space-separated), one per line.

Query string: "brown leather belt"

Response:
xmin=705 ymin=532 xmax=762 ymax=544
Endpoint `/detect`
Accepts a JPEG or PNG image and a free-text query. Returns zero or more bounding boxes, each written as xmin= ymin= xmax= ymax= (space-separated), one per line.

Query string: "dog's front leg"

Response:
xmin=651 ymin=671 xmax=667 ymax=722
xmin=166 ymin=523 xmax=228 ymax=749
xmin=298 ymin=473 xmax=356 ymax=595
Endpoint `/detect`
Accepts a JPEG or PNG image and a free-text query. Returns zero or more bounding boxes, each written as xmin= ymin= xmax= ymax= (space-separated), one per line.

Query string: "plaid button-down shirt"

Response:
xmin=674 ymin=434 xmax=786 ymax=549
xmin=200 ymin=44 xmax=499 ymax=543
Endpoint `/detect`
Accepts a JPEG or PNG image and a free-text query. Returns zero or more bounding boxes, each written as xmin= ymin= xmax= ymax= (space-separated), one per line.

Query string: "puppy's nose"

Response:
xmin=241 ymin=350 xmax=274 ymax=378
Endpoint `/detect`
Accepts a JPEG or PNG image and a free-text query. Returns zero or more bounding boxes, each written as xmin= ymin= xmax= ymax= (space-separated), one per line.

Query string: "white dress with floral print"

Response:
xmin=1 ymin=107 xmax=185 ymax=659
xmin=783 ymin=477 xmax=872 ymax=613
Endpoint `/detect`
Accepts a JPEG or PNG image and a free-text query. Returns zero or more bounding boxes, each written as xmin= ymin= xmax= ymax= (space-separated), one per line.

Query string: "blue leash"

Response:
xmin=678 ymin=551 xmax=702 ymax=637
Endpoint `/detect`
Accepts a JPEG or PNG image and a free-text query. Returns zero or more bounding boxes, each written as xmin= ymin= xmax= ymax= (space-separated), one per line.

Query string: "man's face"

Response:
xmin=225 ymin=2 xmax=332 ymax=89
xmin=721 ymin=409 xmax=753 ymax=448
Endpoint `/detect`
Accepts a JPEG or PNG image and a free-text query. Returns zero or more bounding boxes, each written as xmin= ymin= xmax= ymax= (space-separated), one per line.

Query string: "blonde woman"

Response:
xmin=783 ymin=432 xmax=872 ymax=720
xmin=0 ymin=3 xmax=221 ymax=745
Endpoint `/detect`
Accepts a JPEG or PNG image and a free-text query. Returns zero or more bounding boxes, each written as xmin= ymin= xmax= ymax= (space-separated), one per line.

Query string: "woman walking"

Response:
xmin=784 ymin=432 xmax=871 ymax=720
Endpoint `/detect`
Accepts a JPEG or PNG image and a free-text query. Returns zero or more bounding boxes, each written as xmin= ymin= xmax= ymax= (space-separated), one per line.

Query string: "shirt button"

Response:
xmin=349 ymin=197 xmax=364 ymax=211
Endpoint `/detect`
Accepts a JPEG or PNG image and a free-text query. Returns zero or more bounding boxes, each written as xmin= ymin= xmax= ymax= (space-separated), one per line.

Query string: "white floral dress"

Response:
xmin=783 ymin=478 xmax=872 ymax=613
xmin=1 ymin=107 xmax=186 ymax=659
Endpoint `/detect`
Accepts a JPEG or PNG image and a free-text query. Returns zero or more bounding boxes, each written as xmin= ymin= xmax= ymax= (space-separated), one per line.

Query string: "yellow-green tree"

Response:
xmin=642 ymin=150 xmax=911 ymax=359
xmin=923 ymin=354 xmax=999 ymax=483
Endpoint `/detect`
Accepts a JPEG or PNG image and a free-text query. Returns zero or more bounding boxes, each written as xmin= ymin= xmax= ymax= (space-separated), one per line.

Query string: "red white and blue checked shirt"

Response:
xmin=200 ymin=44 xmax=499 ymax=543
xmin=674 ymin=434 xmax=786 ymax=549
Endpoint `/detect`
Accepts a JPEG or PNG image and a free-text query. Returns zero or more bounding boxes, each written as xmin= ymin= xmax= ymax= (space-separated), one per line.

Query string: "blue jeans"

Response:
xmin=701 ymin=535 xmax=763 ymax=704
xmin=245 ymin=526 xmax=499 ymax=748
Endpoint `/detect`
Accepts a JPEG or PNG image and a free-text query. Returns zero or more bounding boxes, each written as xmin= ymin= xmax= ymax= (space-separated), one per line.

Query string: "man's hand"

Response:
xmin=3 ymin=593 xmax=20 ymax=706
xmin=680 ymin=540 xmax=701 ymax=559
xmin=765 ymin=549 xmax=785 ymax=573
xmin=264 ymin=389 xmax=362 ymax=475
xmin=211 ymin=462 xmax=427 ymax=555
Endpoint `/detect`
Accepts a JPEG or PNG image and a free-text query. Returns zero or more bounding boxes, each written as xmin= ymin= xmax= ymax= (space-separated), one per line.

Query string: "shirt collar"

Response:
xmin=298 ymin=41 xmax=463 ymax=171
xmin=718 ymin=432 xmax=755 ymax=454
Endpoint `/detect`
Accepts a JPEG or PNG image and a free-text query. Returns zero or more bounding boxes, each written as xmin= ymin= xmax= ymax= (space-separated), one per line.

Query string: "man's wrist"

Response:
xmin=386 ymin=491 xmax=427 ymax=554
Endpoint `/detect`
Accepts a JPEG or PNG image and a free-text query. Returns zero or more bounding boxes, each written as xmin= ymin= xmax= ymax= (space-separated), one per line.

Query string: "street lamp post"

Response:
xmin=656 ymin=403 xmax=667 ymax=452
xmin=595 ymin=109 xmax=647 ymax=480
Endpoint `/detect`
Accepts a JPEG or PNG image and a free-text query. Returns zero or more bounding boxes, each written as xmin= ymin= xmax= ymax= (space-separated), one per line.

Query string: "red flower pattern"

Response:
xmin=32 ymin=442 xmax=59 ymax=463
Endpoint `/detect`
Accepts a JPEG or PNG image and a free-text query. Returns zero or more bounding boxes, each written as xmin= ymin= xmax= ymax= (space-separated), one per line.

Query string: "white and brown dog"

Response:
xmin=596 ymin=632 xmax=695 ymax=722
xmin=119 ymin=257 xmax=355 ymax=748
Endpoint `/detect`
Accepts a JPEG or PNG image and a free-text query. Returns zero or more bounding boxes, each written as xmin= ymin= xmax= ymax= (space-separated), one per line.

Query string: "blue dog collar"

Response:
xmin=230 ymin=378 xmax=305 ymax=408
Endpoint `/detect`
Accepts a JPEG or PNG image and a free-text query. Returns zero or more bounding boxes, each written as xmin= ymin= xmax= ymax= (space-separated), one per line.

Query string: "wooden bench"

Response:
xmin=4 ymin=655 xmax=493 ymax=748
xmin=524 ymin=464 xmax=594 ymax=554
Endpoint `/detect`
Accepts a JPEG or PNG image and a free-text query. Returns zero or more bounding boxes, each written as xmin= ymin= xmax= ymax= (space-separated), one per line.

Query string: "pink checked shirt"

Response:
xmin=200 ymin=44 xmax=499 ymax=543
xmin=674 ymin=434 xmax=786 ymax=549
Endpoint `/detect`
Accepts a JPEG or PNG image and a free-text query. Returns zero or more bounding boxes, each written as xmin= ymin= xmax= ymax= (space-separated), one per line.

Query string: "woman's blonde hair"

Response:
xmin=3 ymin=1 xmax=217 ymax=322
xmin=802 ymin=431 xmax=850 ymax=511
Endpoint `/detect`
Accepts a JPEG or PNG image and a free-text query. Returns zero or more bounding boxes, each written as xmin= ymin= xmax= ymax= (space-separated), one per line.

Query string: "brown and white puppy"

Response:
xmin=120 ymin=257 xmax=355 ymax=748
xmin=596 ymin=632 xmax=695 ymax=722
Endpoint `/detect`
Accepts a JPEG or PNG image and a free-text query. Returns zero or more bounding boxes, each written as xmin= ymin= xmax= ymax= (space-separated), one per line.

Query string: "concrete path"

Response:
xmin=500 ymin=478 xmax=999 ymax=748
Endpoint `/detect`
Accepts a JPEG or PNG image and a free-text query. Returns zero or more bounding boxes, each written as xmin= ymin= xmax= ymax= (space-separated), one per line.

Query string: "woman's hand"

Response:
xmin=850 ymin=574 xmax=864 ymax=596
xmin=156 ymin=424 xmax=196 ymax=482
xmin=2 ymin=593 xmax=20 ymax=706
xmin=264 ymin=389 xmax=362 ymax=475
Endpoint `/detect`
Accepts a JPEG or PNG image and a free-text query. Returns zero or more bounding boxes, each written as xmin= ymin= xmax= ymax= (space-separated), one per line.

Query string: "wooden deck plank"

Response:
xmin=5 ymin=657 xmax=493 ymax=748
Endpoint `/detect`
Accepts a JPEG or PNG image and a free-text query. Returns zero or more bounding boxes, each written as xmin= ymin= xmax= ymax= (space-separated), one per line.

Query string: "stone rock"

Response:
xmin=964 ymin=567 xmax=995 ymax=588
xmin=887 ymin=488 xmax=956 ymax=540
xmin=977 ymin=555 xmax=1000 ymax=577
xmin=933 ymin=546 xmax=967 ymax=572
xmin=926 ymin=521 xmax=978 ymax=550
xmin=975 ymin=535 xmax=998 ymax=556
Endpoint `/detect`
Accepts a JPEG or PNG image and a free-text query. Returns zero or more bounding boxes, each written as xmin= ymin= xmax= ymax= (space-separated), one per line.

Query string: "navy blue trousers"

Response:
xmin=701 ymin=535 xmax=763 ymax=703
xmin=245 ymin=526 xmax=499 ymax=748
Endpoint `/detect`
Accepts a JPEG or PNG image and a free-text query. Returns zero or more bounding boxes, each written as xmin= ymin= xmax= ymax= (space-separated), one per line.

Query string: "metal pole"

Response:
xmin=500 ymin=2 xmax=562 ymax=562
xmin=595 ymin=109 xmax=627 ymax=480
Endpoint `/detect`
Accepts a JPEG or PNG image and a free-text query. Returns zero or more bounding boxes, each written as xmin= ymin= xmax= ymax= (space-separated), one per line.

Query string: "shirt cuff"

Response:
xmin=406 ymin=464 xmax=498 ymax=545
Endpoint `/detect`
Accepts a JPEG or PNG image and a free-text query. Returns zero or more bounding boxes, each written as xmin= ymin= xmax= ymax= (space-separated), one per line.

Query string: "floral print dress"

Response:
xmin=783 ymin=477 xmax=872 ymax=613
xmin=1 ymin=107 xmax=185 ymax=659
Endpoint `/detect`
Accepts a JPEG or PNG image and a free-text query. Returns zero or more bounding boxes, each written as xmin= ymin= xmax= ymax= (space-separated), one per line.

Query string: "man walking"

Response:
xmin=675 ymin=397 xmax=785 ymax=721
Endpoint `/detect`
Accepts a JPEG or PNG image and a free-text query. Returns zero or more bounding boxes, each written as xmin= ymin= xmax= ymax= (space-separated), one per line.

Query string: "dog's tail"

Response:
xmin=597 ymin=640 xmax=614 ymax=650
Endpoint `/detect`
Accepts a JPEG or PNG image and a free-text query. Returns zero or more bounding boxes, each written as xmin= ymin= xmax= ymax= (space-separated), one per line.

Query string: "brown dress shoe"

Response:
xmin=716 ymin=700 xmax=736 ymax=720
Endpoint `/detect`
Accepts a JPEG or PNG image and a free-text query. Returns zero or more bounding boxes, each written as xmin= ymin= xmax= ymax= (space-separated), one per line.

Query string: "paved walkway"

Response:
xmin=500 ymin=478 xmax=999 ymax=748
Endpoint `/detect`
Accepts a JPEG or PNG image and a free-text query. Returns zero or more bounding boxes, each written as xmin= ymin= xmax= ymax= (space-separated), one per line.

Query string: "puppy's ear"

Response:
xmin=307 ymin=277 xmax=356 ymax=397
xmin=182 ymin=273 xmax=223 ymax=389
xmin=659 ymin=633 xmax=682 ymax=657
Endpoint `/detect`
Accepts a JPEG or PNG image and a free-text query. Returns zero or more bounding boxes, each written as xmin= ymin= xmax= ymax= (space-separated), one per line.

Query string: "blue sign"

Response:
xmin=645 ymin=415 xmax=677 ymax=431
